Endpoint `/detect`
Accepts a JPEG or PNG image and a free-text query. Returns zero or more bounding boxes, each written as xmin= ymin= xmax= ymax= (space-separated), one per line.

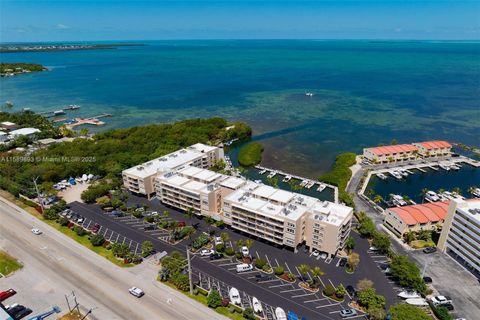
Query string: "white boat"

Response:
xmin=259 ymin=169 xmax=267 ymax=175
xmin=471 ymin=187 xmax=480 ymax=198
xmin=305 ymin=92 xmax=314 ymax=97
xmin=254 ymin=179 xmax=262 ymax=184
xmin=275 ymin=307 xmax=287 ymax=320
xmin=425 ymin=191 xmax=440 ymax=202
xmin=306 ymin=181 xmax=315 ymax=189
xmin=398 ymin=169 xmax=409 ymax=177
xmin=405 ymin=298 xmax=428 ymax=306
xmin=299 ymin=180 xmax=308 ymax=187
xmin=389 ymin=170 xmax=403 ymax=180
xmin=398 ymin=290 xmax=420 ymax=299
xmin=267 ymin=171 xmax=277 ymax=179
xmin=317 ymin=183 xmax=326 ymax=192
xmin=229 ymin=288 xmax=241 ymax=305
xmin=376 ymin=173 xmax=387 ymax=180
xmin=53 ymin=110 xmax=65 ymax=116
xmin=252 ymin=297 xmax=263 ymax=313
xmin=282 ymin=175 xmax=292 ymax=183
xmin=438 ymin=162 xmax=451 ymax=171
xmin=391 ymin=194 xmax=407 ymax=207
xmin=69 ymin=104 xmax=80 ymax=109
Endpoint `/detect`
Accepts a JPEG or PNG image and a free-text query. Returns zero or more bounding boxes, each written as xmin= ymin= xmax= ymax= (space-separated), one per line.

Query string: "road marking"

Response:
xmin=217 ymin=262 xmax=238 ymax=267
xmin=291 ymin=292 xmax=316 ymax=298
xmin=315 ymin=302 xmax=341 ymax=309
xmin=284 ymin=262 xmax=292 ymax=274
xmin=85 ymin=221 xmax=92 ymax=229
xmin=303 ymin=298 xmax=328 ymax=303
xmin=135 ymin=243 xmax=139 ymax=254
xmin=268 ymin=283 xmax=293 ymax=288
xmin=279 ymin=288 xmax=303 ymax=293
xmin=274 ymin=258 xmax=280 ymax=267
xmin=97 ymin=226 xmax=103 ymax=233
xmin=329 ymin=310 xmax=341 ymax=314
xmin=122 ymin=237 xmax=126 ymax=244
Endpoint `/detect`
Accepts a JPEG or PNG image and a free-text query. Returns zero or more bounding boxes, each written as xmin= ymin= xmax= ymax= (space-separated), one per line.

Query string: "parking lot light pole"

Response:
xmin=186 ymin=245 xmax=193 ymax=295
xmin=33 ymin=176 xmax=44 ymax=213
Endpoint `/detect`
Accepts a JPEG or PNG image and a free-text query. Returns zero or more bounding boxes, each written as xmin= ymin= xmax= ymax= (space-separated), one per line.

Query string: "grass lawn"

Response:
xmin=162 ymin=282 xmax=251 ymax=320
xmin=238 ymin=142 xmax=263 ymax=167
xmin=0 ymin=250 xmax=22 ymax=276
xmin=0 ymin=190 xmax=132 ymax=268
xmin=410 ymin=240 xmax=435 ymax=249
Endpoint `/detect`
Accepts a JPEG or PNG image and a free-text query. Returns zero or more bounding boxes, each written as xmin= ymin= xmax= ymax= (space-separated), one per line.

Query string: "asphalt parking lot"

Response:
xmin=69 ymin=197 xmax=400 ymax=319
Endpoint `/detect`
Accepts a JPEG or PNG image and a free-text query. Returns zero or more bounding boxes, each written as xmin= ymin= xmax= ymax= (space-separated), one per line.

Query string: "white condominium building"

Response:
xmin=122 ymin=143 xmax=224 ymax=198
xmin=223 ymin=181 xmax=353 ymax=255
xmin=155 ymin=166 xmax=246 ymax=220
xmin=438 ymin=199 xmax=480 ymax=278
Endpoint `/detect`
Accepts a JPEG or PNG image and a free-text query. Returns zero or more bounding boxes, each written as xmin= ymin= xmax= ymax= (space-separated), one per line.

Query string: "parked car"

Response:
xmin=443 ymin=303 xmax=454 ymax=311
xmin=214 ymin=237 xmax=223 ymax=246
xmin=319 ymin=252 xmax=328 ymax=259
xmin=13 ymin=307 xmax=32 ymax=319
xmin=7 ymin=305 xmax=25 ymax=317
xmin=76 ymin=216 xmax=84 ymax=224
xmin=241 ymin=246 xmax=249 ymax=257
xmin=339 ymin=309 xmax=357 ymax=318
xmin=236 ymin=263 xmax=253 ymax=273
xmin=346 ymin=285 xmax=356 ymax=297
xmin=112 ymin=210 xmax=124 ymax=217
xmin=0 ymin=289 xmax=16 ymax=302
xmin=430 ymin=295 xmax=452 ymax=306
xmin=423 ymin=276 xmax=433 ymax=283
xmin=128 ymin=287 xmax=144 ymax=298
xmin=144 ymin=224 xmax=155 ymax=230
xmin=339 ymin=258 xmax=347 ymax=267
xmin=177 ymin=221 xmax=186 ymax=228
xmin=312 ymin=250 xmax=320 ymax=257
xmin=209 ymin=253 xmax=224 ymax=260
xmin=90 ymin=223 xmax=100 ymax=232
xmin=31 ymin=228 xmax=42 ymax=235
xmin=200 ymin=249 xmax=215 ymax=257
xmin=255 ymin=274 xmax=273 ymax=282
xmin=423 ymin=247 xmax=437 ymax=254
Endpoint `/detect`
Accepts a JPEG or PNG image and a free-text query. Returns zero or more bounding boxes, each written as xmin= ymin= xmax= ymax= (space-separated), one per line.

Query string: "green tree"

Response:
xmin=373 ymin=194 xmax=383 ymax=204
xmin=357 ymin=287 xmax=385 ymax=310
xmin=452 ymin=187 xmax=462 ymax=196
xmin=372 ymin=232 xmax=391 ymax=253
xmin=243 ymin=307 xmax=256 ymax=320
xmin=141 ymin=240 xmax=154 ymax=257
xmin=112 ymin=243 xmax=130 ymax=258
xmin=274 ymin=266 xmax=285 ymax=276
xmin=389 ymin=304 xmax=431 ymax=320
xmin=255 ymin=258 xmax=267 ymax=269
xmin=358 ymin=217 xmax=376 ymax=238
xmin=207 ymin=289 xmax=222 ymax=308
xmin=245 ymin=238 xmax=254 ymax=249
xmin=220 ymin=232 xmax=229 ymax=242
xmin=186 ymin=207 xmax=195 ymax=220
xmin=310 ymin=266 xmax=324 ymax=279
xmin=347 ymin=252 xmax=360 ymax=271
xmin=163 ymin=210 xmax=170 ymax=219
xmin=420 ymin=188 xmax=428 ymax=203
xmin=389 ymin=255 xmax=426 ymax=294
xmin=345 ymin=236 xmax=355 ymax=253
xmin=335 ymin=284 xmax=346 ymax=298
xmin=297 ymin=264 xmax=310 ymax=281
xmin=90 ymin=233 xmax=105 ymax=246
xmin=403 ymin=230 xmax=416 ymax=244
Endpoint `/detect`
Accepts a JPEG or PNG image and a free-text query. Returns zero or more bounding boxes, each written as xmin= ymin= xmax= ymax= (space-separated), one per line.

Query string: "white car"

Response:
xmin=200 ymin=249 xmax=215 ymax=256
xmin=312 ymin=250 xmax=319 ymax=257
xmin=31 ymin=228 xmax=42 ymax=235
xmin=430 ymin=295 xmax=452 ymax=306
xmin=128 ymin=287 xmax=144 ymax=298
xmin=241 ymin=246 xmax=249 ymax=257
xmin=214 ymin=237 xmax=223 ymax=246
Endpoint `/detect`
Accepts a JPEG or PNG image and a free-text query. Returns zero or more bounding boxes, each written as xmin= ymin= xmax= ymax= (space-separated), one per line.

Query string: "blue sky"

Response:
xmin=1 ymin=1 xmax=479 ymax=42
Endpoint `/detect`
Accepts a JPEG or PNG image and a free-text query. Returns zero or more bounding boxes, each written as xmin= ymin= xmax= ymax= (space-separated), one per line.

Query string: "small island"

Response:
xmin=238 ymin=141 xmax=264 ymax=166
xmin=1 ymin=63 xmax=47 ymax=77
xmin=0 ymin=43 xmax=144 ymax=53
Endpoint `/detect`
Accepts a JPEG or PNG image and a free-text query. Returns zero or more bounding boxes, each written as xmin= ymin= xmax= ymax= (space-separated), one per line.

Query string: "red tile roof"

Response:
xmin=415 ymin=140 xmax=452 ymax=150
xmin=368 ymin=144 xmax=418 ymax=156
xmin=389 ymin=202 xmax=449 ymax=225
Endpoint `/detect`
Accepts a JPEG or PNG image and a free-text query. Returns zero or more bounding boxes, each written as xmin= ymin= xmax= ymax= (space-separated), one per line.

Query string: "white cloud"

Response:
xmin=55 ymin=24 xmax=70 ymax=30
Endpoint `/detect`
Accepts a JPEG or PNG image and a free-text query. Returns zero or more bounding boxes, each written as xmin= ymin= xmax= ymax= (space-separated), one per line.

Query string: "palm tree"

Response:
xmin=345 ymin=236 xmax=355 ymax=254
xmin=245 ymin=239 xmax=254 ymax=249
xmin=403 ymin=230 xmax=415 ymax=244
xmin=310 ymin=266 xmax=324 ymax=280
xmin=235 ymin=239 xmax=244 ymax=248
xmin=420 ymin=188 xmax=428 ymax=203
xmin=220 ymin=232 xmax=229 ymax=242
xmin=452 ymin=187 xmax=462 ymax=196
xmin=437 ymin=188 xmax=445 ymax=195
xmin=186 ymin=207 xmax=195 ymax=220
xmin=297 ymin=264 xmax=310 ymax=281
xmin=373 ymin=195 xmax=383 ymax=204
xmin=365 ymin=189 xmax=375 ymax=197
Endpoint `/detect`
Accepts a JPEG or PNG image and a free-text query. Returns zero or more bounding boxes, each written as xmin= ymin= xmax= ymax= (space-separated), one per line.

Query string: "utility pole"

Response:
xmin=32 ymin=176 xmax=44 ymax=213
xmin=186 ymin=245 xmax=193 ymax=295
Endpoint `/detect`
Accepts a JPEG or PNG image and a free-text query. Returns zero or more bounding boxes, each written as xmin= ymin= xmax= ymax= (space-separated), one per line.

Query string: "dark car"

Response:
xmin=255 ymin=274 xmax=273 ymax=282
xmin=13 ymin=307 xmax=32 ymax=319
xmin=423 ymin=247 xmax=437 ymax=254
xmin=443 ymin=303 xmax=454 ymax=311
xmin=8 ymin=305 xmax=25 ymax=317
xmin=346 ymin=285 xmax=356 ymax=297
xmin=90 ymin=223 xmax=100 ymax=232
xmin=210 ymin=253 xmax=224 ymax=260
xmin=112 ymin=210 xmax=124 ymax=217
xmin=339 ymin=258 xmax=347 ymax=267
xmin=423 ymin=276 xmax=433 ymax=283
xmin=0 ymin=289 xmax=16 ymax=301
xmin=144 ymin=224 xmax=156 ymax=231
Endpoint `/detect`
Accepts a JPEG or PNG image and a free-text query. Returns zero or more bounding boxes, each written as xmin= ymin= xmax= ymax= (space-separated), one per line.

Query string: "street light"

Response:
xmin=32 ymin=176 xmax=44 ymax=213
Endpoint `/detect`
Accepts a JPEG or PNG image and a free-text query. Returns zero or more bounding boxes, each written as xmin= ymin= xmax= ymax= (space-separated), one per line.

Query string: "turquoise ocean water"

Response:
xmin=1 ymin=40 xmax=479 ymax=177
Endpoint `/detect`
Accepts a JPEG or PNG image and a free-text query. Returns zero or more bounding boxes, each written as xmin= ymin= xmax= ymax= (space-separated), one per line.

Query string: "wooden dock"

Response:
xmin=65 ymin=113 xmax=112 ymax=128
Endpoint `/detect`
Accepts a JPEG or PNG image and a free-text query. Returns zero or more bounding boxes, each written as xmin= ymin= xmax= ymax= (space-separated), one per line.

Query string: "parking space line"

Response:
xmin=217 ymin=262 xmax=238 ymax=267
xmin=122 ymin=237 xmax=126 ymax=244
xmin=279 ymin=288 xmax=303 ymax=293
xmin=135 ymin=243 xmax=139 ymax=254
xmin=98 ymin=226 xmax=103 ymax=233
xmin=268 ymin=283 xmax=293 ymax=288
xmin=291 ymin=292 xmax=316 ymax=298
xmin=115 ymin=234 xmax=120 ymax=243
xmin=315 ymin=302 xmax=341 ymax=309
xmin=264 ymin=254 xmax=272 ymax=269
xmin=303 ymin=298 xmax=328 ymax=303
xmin=274 ymin=258 xmax=280 ymax=268
xmin=85 ymin=221 xmax=92 ymax=229
xmin=284 ymin=262 xmax=292 ymax=274
xmin=328 ymin=279 xmax=335 ymax=288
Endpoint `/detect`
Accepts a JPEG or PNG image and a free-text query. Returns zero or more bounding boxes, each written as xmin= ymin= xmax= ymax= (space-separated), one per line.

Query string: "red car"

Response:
xmin=0 ymin=289 xmax=16 ymax=302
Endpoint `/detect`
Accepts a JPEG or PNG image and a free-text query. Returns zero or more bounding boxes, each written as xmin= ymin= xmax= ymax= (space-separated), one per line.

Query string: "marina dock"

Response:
xmin=38 ymin=105 xmax=81 ymax=117
xmin=254 ymin=165 xmax=339 ymax=203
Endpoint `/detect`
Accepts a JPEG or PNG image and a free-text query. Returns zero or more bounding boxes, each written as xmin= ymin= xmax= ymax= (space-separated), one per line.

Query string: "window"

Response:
xmin=286 ymin=228 xmax=295 ymax=234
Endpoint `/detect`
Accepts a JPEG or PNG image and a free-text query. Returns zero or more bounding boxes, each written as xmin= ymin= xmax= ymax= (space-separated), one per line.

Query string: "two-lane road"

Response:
xmin=0 ymin=196 xmax=227 ymax=320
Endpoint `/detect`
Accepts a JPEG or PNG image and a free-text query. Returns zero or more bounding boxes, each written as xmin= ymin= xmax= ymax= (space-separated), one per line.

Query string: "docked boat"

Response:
xmin=54 ymin=110 xmax=65 ymax=116
xmin=282 ymin=175 xmax=292 ymax=183
xmin=398 ymin=290 xmax=420 ymax=299
xmin=267 ymin=171 xmax=277 ymax=179
xmin=259 ymin=169 xmax=267 ymax=175
xmin=275 ymin=307 xmax=287 ymax=320
xmin=389 ymin=170 xmax=403 ymax=180
xmin=299 ymin=180 xmax=308 ymax=187
xmin=398 ymin=169 xmax=409 ymax=177
xmin=306 ymin=181 xmax=315 ymax=189
xmin=438 ymin=162 xmax=451 ymax=171
xmin=405 ymin=298 xmax=428 ymax=306
xmin=450 ymin=164 xmax=460 ymax=171
xmin=317 ymin=183 xmax=326 ymax=192
xmin=425 ymin=191 xmax=440 ymax=202
xmin=69 ymin=104 xmax=80 ymax=109
xmin=391 ymin=194 xmax=407 ymax=207
xmin=252 ymin=297 xmax=263 ymax=313
xmin=376 ymin=173 xmax=387 ymax=180
xmin=254 ymin=179 xmax=262 ymax=184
